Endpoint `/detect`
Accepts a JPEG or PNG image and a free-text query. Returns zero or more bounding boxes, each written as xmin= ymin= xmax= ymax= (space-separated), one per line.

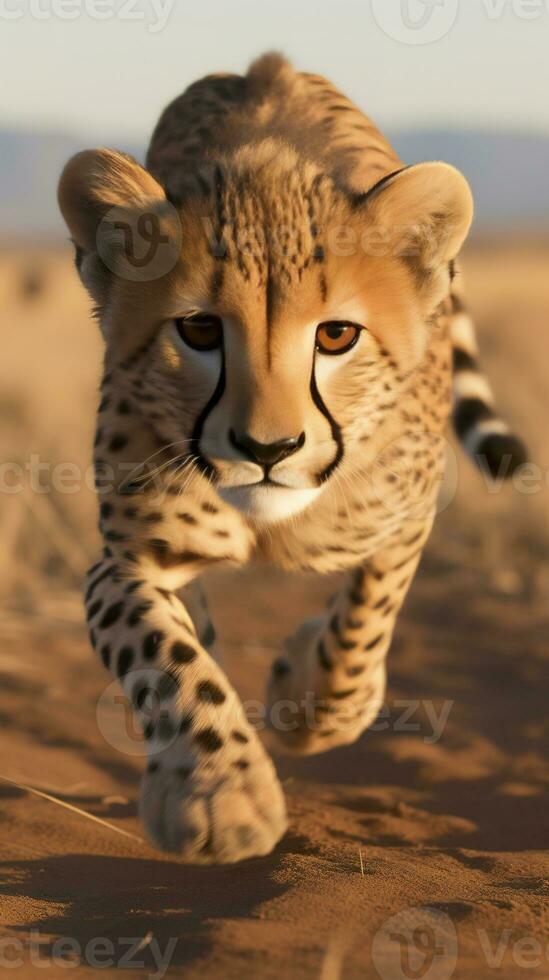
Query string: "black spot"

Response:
xmin=117 ymin=646 xmax=134 ymax=677
xmin=233 ymin=759 xmax=249 ymax=771
xmin=346 ymin=617 xmax=364 ymax=630
xmin=171 ymin=641 xmax=197 ymax=664
xmin=124 ymin=579 xmax=145 ymax=594
xmin=89 ymin=628 xmax=96 ymax=648
xmin=143 ymin=630 xmax=164 ymax=660
xmin=100 ymin=643 xmax=111 ymax=668
xmin=143 ymin=512 xmax=163 ymax=525
xmin=336 ymin=636 xmax=356 ymax=653
xmin=194 ymin=727 xmax=223 ymax=752
xmin=317 ymin=640 xmax=333 ymax=671
xmin=133 ymin=683 xmax=153 ymax=710
xmin=231 ymin=730 xmax=248 ymax=744
xmin=346 ymin=664 xmax=366 ymax=677
xmin=156 ymin=587 xmax=173 ymax=603
xmin=104 ymin=530 xmax=128 ymax=543
xmin=127 ymin=601 xmax=153 ymax=626
xmin=365 ymin=633 xmax=384 ymax=651
xmin=123 ymin=507 xmax=139 ymax=519
xmin=331 ymin=687 xmax=357 ymax=700
xmin=85 ymin=564 xmax=115 ymax=602
xmin=117 ymin=399 xmax=131 ymax=414
xmin=109 ymin=434 xmax=128 ymax=452
xmin=201 ymin=621 xmax=216 ymax=647
xmin=99 ymin=601 xmax=125 ymax=629
xmin=157 ymin=670 xmax=179 ymax=701
xmin=147 ymin=760 xmax=159 ymax=773
xmin=177 ymin=512 xmax=197 ymax=525
xmin=201 ymin=502 xmax=218 ymax=514
xmin=272 ymin=657 xmax=291 ymax=678
xmin=196 ymin=680 xmax=226 ymax=704
xmin=100 ymin=502 xmax=113 ymax=520
xmin=176 ymin=766 xmax=192 ymax=779
xmin=178 ymin=715 xmax=192 ymax=735
xmin=373 ymin=595 xmax=390 ymax=610
xmin=87 ymin=599 xmax=103 ymax=620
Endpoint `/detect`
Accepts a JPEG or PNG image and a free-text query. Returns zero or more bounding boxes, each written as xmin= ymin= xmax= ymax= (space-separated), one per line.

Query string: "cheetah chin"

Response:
xmin=219 ymin=484 xmax=321 ymax=523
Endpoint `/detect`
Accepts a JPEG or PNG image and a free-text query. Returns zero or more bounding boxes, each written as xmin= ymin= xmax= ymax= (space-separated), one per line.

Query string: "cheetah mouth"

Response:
xmin=219 ymin=483 xmax=321 ymax=523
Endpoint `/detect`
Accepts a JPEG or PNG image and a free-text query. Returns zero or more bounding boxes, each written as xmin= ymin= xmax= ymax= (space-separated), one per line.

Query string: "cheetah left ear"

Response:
xmin=58 ymin=149 xmax=180 ymax=314
xmin=360 ymin=162 xmax=473 ymax=306
xmin=58 ymin=148 xmax=168 ymax=252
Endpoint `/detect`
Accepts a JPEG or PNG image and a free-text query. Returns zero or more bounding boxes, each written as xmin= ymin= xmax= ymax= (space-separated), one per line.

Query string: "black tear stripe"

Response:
xmin=188 ymin=348 xmax=226 ymax=480
xmin=310 ymin=355 xmax=344 ymax=484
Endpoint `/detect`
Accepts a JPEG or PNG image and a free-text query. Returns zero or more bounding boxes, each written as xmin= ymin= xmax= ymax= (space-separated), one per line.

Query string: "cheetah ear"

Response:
xmin=361 ymin=162 xmax=473 ymax=293
xmin=58 ymin=148 xmax=167 ymax=251
xmin=58 ymin=149 xmax=180 ymax=313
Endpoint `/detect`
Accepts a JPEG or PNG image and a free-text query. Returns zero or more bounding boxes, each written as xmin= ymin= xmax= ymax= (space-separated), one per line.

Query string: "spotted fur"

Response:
xmin=58 ymin=53 xmax=525 ymax=864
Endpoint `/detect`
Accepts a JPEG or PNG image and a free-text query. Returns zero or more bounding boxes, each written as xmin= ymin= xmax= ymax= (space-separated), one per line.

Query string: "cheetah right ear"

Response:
xmin=58 ymin=148 xmax=167 ymax=252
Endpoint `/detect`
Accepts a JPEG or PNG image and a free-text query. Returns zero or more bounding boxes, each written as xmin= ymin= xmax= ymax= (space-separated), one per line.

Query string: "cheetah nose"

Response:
xmin=229 ymin=430 xmax=305 ymax=467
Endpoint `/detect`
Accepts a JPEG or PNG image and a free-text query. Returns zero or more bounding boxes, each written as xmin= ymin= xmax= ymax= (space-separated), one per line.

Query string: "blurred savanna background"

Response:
xmin=1 ymin=3 xmax=548 ymax=977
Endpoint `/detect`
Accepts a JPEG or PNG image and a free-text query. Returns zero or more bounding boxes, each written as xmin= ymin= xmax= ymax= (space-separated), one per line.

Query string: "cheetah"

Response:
xmin=58 ymin=53 xmax=526 ymax=864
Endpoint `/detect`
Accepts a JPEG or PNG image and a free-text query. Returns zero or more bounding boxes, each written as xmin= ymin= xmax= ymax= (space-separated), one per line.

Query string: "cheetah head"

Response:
xmin=58 ymin=143 xmax=472 ymax=523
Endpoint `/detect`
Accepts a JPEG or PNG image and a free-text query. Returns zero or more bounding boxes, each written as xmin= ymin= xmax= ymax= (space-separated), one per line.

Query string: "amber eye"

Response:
xmin=316 ymin=321 xmax=361 ymax=355
xmin=175 ymin=313 xmax=223 ymax=351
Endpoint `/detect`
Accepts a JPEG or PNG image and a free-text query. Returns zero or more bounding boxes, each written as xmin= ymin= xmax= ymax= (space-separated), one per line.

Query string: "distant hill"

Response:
xmin=390 ymin=129 xmax=549 ymax=232
xmin=1 ymin=126 xmax=548 ymax=241
xmin=0 ymin=128 xmax=143 ymax=242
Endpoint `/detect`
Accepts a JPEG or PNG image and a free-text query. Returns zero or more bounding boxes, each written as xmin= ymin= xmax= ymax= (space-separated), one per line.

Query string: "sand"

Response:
xmin=0 ymin=242 xmax=547 ymax=977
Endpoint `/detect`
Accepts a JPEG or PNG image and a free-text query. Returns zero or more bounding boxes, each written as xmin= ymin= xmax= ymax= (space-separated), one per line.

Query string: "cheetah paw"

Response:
xmin=139 ymin=756 xmax=287 ymax=863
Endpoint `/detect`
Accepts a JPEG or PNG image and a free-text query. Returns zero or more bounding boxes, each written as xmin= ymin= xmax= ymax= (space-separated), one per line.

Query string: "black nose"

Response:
xmin=229 ymin=430 xmax=305 ymax=468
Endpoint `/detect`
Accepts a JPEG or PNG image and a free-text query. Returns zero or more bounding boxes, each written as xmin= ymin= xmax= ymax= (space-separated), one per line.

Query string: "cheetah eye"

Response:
xmin=175 ymin=313 xmax=223 ymax=351
xmin=315 ymin=321 xmax=362 ymax=355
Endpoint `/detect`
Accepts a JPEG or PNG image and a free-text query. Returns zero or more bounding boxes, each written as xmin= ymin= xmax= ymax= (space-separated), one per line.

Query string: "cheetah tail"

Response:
xmin=449 ymin=288 xmax=527 ymax=479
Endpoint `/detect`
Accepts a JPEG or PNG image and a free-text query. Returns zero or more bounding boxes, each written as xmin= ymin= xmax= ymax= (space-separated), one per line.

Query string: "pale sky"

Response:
xmin=1 ymin=0 xmax=549 ymax=142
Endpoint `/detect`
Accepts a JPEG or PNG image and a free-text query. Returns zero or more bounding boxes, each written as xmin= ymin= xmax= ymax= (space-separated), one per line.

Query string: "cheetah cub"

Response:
xmin=58 ymin=54 xmax=525 ymax=863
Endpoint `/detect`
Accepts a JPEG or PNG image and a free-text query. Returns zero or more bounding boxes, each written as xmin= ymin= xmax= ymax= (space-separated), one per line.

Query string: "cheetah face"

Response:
xmin=59 ymin=147 xmax=472 ymax=524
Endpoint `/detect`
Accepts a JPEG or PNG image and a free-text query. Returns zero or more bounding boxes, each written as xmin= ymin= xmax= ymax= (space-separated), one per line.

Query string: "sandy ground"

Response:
xmin=0 ymin=243 xmax=548 ymax=977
